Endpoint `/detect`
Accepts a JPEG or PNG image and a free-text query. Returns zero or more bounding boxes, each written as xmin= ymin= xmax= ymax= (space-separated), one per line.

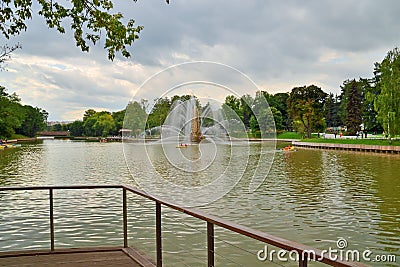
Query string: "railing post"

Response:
xmin=299 ymin=255 xmax=308 ymax=267
xmin=156 ymin=202 xmax=162 ymax=267
xmin=49 ymin=189 xmax=54 ymax=251
xmin=123 ymin=188 xmax=128 ymax=248
xmin=207 ymin=222 xmax=214 ymax=267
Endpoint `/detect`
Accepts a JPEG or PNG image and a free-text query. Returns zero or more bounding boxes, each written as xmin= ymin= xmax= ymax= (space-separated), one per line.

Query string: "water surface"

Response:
xmin=0 ymin=140 xmax=399 ymax=266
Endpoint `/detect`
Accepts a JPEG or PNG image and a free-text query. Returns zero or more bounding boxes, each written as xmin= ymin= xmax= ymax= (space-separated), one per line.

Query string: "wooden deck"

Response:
xmin=0 ymin=247 xmax=155 ymax=267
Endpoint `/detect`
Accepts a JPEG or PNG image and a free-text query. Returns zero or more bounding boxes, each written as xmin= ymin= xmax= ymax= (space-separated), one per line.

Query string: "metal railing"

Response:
xmin=0 ymin=185 xmax=369 ymax=267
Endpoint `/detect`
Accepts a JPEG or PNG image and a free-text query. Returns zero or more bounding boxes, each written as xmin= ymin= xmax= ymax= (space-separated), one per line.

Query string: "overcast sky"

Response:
xmin=2 ymin=0 xmax=400 ymax=121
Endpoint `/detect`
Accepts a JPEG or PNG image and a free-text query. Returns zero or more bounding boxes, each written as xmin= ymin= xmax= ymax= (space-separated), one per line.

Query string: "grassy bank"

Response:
xmin=277 ymin=132 xmax=302 ymax=139
xmin=301 ymin=138 xmax=400 ymax=146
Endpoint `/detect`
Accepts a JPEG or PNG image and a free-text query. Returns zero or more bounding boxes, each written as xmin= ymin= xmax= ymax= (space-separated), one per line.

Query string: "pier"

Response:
xmin=0 ymin=185 xmax=369 ymax=267
xmin=293 ymin=141 xmax=400 ymax=154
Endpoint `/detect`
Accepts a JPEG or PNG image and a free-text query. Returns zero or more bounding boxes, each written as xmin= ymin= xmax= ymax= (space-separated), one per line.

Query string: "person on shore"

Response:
xmin=340 ymin=132 xmax=343 ymax=138
xmin=334 ymin=132 xmax=337 ymax=139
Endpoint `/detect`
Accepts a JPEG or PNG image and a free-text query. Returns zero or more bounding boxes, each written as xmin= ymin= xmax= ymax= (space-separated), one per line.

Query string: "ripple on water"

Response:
xmin=0 ymin=141 xmax=399 ymax=266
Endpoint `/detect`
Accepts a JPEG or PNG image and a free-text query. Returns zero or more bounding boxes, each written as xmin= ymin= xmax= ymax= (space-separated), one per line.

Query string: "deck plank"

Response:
xmin=0 ymin=250 xmax=141 ymax=267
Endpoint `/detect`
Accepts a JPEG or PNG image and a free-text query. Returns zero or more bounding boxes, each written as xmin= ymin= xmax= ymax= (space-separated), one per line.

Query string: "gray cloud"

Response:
xmin=2 ymin=0 xmax=400 ymax=120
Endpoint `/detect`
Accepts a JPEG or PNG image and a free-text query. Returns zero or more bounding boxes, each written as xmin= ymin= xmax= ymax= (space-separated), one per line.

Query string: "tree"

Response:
xmin=124 ymin=101 xmax=146 ymax=137
xmin=112 ymin=109 xmax=126 ymax=133
xmin=1 ymin=0 xmax=170 ymax=60
xmin=288 ymin=85 xmax=327 ymax=138
xmin=373 ymin=47 xmax=400 ymax=138
xmin=93 ymin=112 xmax=116 ymax=136
xmin=222 ymin=95 xmax=241 ymax=119
xmin=260 ymin=91 xmax=288 ymax=131
xmin=0 ymin=86 xmax=25 ymax=138
xmin=67 ymin=120 xmax=84 ymax=136
xmin=361 ymin=78 xmax=382 ymax=133
xmin=146 ymin=97 xmax=171 ymax=129
xmin=16 ymin=105 xmax=48 ymax=137
xmin=83 ymin=109 xmax=97 ymax=122
xmin=324 ymin=93 xmax=341 ymax=128
xmin=240 ymin=94 xmax=254 ymax=129
xmin=341 ymin=79 xmax=363 ymax=135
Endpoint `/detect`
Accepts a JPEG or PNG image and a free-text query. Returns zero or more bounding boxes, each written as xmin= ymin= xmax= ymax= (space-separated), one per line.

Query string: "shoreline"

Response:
xmin=292 ymin=141 xmax=400 ymax=154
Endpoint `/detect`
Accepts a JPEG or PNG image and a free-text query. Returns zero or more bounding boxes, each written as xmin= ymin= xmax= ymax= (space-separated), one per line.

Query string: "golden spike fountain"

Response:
xmin=190 ymin=101 xmax=204 ymax=143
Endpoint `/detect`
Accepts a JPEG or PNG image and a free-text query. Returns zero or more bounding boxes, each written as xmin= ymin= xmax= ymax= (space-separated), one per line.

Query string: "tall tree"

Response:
xmin=240 ymin=94 xmax=254 ymax=129
xmin=341 ymin=79 xmax=363 ymax=135
xmin=373 ymin=47 xmax=400 ymax=138
xmin=124 ymin=101 xmax=147 ymax=137
xmin=361 ymin=78 xmax=382 ymax=133
xmin=288 ymin=85 xmax=327 ymax=138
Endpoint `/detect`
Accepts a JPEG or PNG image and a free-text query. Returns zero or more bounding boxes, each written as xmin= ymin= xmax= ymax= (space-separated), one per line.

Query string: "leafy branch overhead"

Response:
xmin=0 ymin=0 xmax=170 ymax=60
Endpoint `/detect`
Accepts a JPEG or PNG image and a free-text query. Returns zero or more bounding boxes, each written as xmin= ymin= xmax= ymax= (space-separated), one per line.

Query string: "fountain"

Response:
xmin=190 ymin=103 xmax=204 ymax=143
xmin=159 ymin=97 xmax=239 ymax=144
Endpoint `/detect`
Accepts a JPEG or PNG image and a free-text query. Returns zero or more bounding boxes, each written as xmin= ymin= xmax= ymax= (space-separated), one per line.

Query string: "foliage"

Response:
xmin=82 ymin=110 xmax=116 ymax=136
xmin=324 ymin=93 xmax=342 ymax=128
xmin=0 ymin=86 xmax=47 ymax=138
xmin=341 ymin=79 xmax=363 ymax=135
xmin=67 ymin=120 xmax=84 ymax=136
xmin=361 ymin=78 xmax=382 ymax=132
xmin=146 ymin=97 xmax=171 ymax=129
xmin=0 ymin=0 xmax=171 ymax=60
xmin=261 ymin=91 xmax=289 ymax=130
xmin=15 ymin=105 xmax=48 ymax=137
xmin=373 ymin=47 xmax=400 ymax=138
xmin=124 ymin=101 xmax=146 ymax=137
xmin=288 ymin=85 xmax=327 ymax=138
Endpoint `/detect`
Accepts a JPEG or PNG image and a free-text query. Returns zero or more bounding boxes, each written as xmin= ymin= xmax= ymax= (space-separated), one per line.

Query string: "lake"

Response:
xmin=0 ymin=140 xmax=399 ymax=266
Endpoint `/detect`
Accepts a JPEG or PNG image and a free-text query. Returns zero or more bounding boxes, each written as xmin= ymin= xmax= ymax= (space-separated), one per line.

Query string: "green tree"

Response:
xmin=83 ymin=109 xmax=97 ymax=122
xmin=0 ymin=86 xmax=25 ymax=138
xmin=67 ymin=120 xmax=84 ymax=136
xmin=288 ymin=85 xmax=327 ymax=138
xmin=16 ymin=105 xmax=48 ymax=137
xmin=324 ymin=93 xmax=342 ymax=128
xmin=222 ymin=95 xmax=241 ymax=120
xmin=112 ymin=109 xmax=126 ymax=132
xmin=0 ymin=0 xmax=169 ymax=60
xmin=259 ymin=91 xmax=288 ymax=131
xmin=146 ymin=97 xmax=171 ymax=129
xmin=93 ymin=112 xmax=116 ymax=136
xmin=341 ymin=79 xmax=363 ymax=135
xmin=373 ymin=47 xmax=400 ymax=138
xmin=361 ymin=78 xmax=382 ymax=133
xmin=124 ymin=101 xmax=147 ymax=137
xmin=240 ymin=94 xmax=254 ymax=129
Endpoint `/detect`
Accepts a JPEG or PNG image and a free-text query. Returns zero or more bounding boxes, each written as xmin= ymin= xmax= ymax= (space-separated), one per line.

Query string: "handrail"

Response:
xmin=0 ymin=185 xmax=369 ymax=267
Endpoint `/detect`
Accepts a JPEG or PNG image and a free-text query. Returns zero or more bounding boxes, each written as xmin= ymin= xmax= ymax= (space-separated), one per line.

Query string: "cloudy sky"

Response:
xmin=2 ymin=0 xmax=400 ymax=121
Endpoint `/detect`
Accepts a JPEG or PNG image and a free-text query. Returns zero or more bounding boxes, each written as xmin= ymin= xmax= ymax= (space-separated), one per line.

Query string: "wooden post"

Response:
xmin=49 ymin=189 xmax=54 ymax=251
xmin=156 ymin=202 xmax=162 ymax=267
xmin=123 ymin=188 xmax=128 ymax=248
xmin=207 ymin=222 xmax=214 ymax=267
xmin=299 ymin=255 xmax=308 ymax=267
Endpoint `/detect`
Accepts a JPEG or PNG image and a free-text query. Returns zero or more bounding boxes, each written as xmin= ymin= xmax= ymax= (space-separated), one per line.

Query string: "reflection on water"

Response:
xmin=0 ymin=140 xmax=399 ymax=266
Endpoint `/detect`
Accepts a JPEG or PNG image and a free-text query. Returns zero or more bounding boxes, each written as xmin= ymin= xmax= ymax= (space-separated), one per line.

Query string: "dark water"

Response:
xmin=0 ymin=140 xmax=399 ymax=266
